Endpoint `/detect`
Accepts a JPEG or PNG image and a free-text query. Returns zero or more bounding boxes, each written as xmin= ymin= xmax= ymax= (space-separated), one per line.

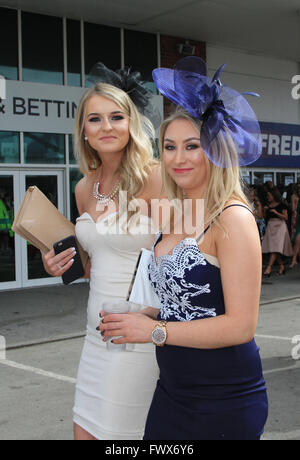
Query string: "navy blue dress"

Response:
xmin=144 ymin=209 xmax=268 ymax=440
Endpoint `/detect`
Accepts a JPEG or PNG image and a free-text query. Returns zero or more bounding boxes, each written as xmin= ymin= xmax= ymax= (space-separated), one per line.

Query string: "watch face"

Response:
xmin=152 ymin=327 xmax=166 ymax=345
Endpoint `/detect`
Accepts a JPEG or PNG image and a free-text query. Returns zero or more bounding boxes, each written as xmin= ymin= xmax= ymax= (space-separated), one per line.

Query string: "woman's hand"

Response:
xmin=270 ymin=209 xmax=288 ymax=220
xmin=41 ymin=247 xmax=76 ymax=277
xmin=99 ymin=311 xmax=156 ymax=345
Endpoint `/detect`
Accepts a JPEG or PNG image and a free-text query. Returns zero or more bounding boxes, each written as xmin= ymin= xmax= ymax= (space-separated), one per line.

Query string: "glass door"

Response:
xmin=276 ymin=172 xmax=296 ymax=188
xmin=0 ymin=171 xmax=21 ymax=289
xmin=20 ymin=171 xmax=64 ymax=287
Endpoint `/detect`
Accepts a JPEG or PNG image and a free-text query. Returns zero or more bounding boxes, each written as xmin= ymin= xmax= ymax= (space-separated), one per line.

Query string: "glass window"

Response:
xmin=241 ymin=169 xmax=251 ymax=185
xmin=0 ymin=8 xmax=18 ymax=80
xmin=0 ymin=131 xmax=20 ymax=163
xmin=25 ymin=174 xmax=58 ymax=280
xmin=22 ymin=12 xmax=63 ymax=85
xmin=70 ymin=169 xmax=83 ymax=223
xmin=69 ymin=134 xmax=77 ymax=164
xmin=67 ymin=19 xmax=81 ymax=87
xmin=84 ymin=23 xmax=121 ymax=87
xmin=124 ymin=29 xmax=157 ymax=93
xmin=253 ymin=171 xmax=274 ymax=186
xmin=24 ymin=132 xmax=65 ymax=164
xmin=276 ymin=172 xmax=295 ymax=188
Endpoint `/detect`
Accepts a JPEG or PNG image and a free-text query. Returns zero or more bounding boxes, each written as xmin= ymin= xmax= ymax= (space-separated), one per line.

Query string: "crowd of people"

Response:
xmin=247 ymin=181 xmax=300 ymax=276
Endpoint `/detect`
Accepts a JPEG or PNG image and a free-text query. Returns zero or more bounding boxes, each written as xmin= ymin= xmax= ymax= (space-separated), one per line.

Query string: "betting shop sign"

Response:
xmin=0 ymin=80 xmax=87 ymax=134
xmin=0 ymin=79 xmax=163 ymax=135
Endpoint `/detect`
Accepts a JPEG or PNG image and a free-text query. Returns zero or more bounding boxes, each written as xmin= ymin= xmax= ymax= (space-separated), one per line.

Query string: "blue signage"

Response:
xmin=251 ymin=122 xmax=300 ymax=168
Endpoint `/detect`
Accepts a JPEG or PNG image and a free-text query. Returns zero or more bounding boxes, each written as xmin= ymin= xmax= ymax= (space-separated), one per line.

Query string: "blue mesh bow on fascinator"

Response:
xmin=88 ymin=62 xmax=161 ymax=129
xmin=152 ymin=56 xmax=262 ymax=167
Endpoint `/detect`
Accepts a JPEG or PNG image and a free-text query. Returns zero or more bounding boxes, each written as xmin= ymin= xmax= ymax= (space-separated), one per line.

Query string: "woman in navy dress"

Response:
xmin=100 ymin=57 xmax=268 ymax=440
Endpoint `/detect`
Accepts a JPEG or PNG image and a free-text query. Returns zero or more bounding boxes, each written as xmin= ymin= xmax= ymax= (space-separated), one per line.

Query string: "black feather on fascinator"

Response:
xmin=88 ymin=62 xmax=161 ymax=129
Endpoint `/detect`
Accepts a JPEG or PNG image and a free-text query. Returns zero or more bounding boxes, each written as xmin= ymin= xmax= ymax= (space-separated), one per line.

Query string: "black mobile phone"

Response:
xmin=53 ymin=235 xmax=84 ymax=285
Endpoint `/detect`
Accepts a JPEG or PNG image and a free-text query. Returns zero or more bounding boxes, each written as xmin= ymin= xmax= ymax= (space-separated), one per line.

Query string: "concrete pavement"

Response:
xmin=0 ymin=266 xmax=299 ymax=440
xmin=0 ymin=265 xmax=299 ymax=350
xmin=0 ymin=281 xmax=89 ymax=350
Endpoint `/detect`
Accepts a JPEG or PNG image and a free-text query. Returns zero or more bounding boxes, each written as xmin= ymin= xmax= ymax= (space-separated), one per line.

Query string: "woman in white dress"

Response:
xmin=42 ymin=74 xmax=163 ymax=440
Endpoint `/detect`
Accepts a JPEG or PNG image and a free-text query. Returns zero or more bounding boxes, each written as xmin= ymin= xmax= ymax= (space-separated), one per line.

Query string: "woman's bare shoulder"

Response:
xmin=218 ymin=199 xmax=254 ymax=225
xmin=140 ymin=163 xmax=165 ymax=200
xmin=74 ymin=174 xmax=94 ymax=214
xmin=215 ymin=199 xmax=259 ymax=250
xmin=74 ymin=176 xmax=88 ymax=197
xmin=75 ymin=170 xmax=98 ymax=193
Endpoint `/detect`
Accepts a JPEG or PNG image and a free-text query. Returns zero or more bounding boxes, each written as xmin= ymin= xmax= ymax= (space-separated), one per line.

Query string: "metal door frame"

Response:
xmin=0 ymin=170 xmax=22 ymax=290
xmin=19 ymin=169 xmax=64 ymax=288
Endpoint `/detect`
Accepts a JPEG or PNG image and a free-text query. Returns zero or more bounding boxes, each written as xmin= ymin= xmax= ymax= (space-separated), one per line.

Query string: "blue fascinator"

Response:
xmin=152 ymin=56 xmax=262 ymax=167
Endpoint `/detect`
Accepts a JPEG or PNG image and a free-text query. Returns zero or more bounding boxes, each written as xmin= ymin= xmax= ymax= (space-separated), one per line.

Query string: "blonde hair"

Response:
xmin=159 ymin=107 xmax=249 ymax=232
xmin=74 ymin=82 xmax=157 ymax=206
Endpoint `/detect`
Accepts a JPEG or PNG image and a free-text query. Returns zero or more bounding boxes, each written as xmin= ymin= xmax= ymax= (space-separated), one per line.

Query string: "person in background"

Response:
xmin=289 ymin=184 xmax=300 ymax=269
xmin=290 ymin=184 xmax=300 ymax=239
xmin=262 ymin=188 xmax=293 ymax=276
xmin=248 ymin=187 xmax=265 ymax=241
xmin=100 ymin=57 xmax=268 ymax=440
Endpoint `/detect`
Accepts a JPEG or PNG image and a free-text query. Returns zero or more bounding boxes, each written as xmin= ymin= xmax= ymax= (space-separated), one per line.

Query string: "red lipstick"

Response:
xmin=173 ymin=168 xmax=193 ymax=174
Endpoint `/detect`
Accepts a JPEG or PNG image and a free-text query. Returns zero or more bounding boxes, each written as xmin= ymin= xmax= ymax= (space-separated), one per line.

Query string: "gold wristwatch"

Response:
xmin=151 ymin=321 xmax=167 ymax=347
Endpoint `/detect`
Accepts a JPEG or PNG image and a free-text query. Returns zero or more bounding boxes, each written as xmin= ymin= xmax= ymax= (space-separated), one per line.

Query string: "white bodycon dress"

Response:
xmin=73 ymin=212 xmax=159 ymax=440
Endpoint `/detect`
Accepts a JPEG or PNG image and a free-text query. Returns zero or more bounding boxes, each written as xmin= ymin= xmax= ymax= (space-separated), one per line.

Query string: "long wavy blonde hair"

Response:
xmin=74 ymin=82 xmax=157 ymax=207
xmin=159 ymin=107 xmax=250 ymax=233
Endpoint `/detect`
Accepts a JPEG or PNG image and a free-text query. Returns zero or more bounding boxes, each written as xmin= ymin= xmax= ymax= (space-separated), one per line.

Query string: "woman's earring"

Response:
xmin=84 ymin=135 xmax=88 ymax=141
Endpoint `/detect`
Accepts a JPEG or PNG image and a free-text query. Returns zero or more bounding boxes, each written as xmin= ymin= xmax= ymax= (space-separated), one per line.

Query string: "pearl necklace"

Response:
xmin=93 ymin=179 xmax=120 ymax=207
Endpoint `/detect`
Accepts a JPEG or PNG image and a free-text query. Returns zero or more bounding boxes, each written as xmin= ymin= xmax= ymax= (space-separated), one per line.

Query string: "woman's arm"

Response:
xmin=270 ymin=208 xmax=288 ymax=221
xmin=75 ymin=177 xmax=91 ymax=278
xmin=100 ymin=206 xmax=262 ymax=349
xmin=292 ymin=195 xmax=298 ymax=213
xmin=140 ymin=307 xmax=160 ymax=319
xmin=254 ymin=201 xmax=264 ymax=220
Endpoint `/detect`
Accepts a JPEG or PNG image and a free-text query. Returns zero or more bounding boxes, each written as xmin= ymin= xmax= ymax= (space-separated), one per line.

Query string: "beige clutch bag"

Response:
xmin=12 ymin=186 xmax=89 ymax=267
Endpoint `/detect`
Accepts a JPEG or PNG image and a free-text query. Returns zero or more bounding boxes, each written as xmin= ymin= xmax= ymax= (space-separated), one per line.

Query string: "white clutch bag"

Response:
xmin=127 ymin=248 xmax=161 ymax=309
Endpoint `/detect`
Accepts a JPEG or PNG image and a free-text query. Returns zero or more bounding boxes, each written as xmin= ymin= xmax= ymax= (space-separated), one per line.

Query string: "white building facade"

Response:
xmin=0 ymin=2 xmax=299 ymax=291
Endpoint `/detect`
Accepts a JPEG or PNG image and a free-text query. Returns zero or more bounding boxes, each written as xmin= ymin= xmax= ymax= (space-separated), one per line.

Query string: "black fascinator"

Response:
xmin=88 ymin=62 xmax=161 ymax=129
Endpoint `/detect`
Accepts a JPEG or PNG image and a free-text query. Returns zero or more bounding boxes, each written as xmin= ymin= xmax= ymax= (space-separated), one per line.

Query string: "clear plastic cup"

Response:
xmin=101 ymin=299 xmax=131 ymax=352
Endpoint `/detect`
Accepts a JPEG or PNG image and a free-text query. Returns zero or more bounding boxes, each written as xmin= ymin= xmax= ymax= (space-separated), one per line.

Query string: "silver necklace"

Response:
xmin=93 ymin=178 xmax=120 ymax=206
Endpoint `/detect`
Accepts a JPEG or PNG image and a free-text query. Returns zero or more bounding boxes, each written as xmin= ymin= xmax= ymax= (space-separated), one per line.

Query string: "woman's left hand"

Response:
xmin=99 ymin=311 xmax=156 ymax=344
